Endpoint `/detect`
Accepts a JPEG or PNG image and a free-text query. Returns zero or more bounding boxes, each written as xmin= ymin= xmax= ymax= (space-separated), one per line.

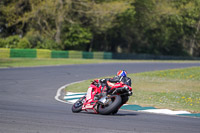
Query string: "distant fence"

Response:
xmin=0 ymin=48 xmax=199 ymax=60
xmin=112 ymin=53 xmax=200 ymax=60
xmin=0 ymin=48 xmax=112 ymax=59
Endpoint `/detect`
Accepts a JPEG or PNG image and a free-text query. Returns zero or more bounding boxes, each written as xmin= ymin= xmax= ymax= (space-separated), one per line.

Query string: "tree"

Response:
xmin=0 ymin=0 xmax=199 ymax=57
xmin=84 ymin=0 xmax=131 ymax=52
xmin=0 ymin=0 xmax=31 ymax=37
xmin=176 ymin=0 xmax=200 ymax=56
xmin=62 ymin=24 xmax=92 ymax=50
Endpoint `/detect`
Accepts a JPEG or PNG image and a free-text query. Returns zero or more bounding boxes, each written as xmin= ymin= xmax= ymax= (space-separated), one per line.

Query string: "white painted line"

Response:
xmin=67 ymin=92 xmax=86 ymax=95
xmin=55 ymin=82 xmax=193 ymax=116
xmin=54 ymin=80 xmax=85 ymax=104
xmin=142 ymin=109 xmax=191 ymax=115
xmin=67 ymin=99 xmax=80 ymax=103
xmin=55 ymin=85 xmax=67 ymax=103
xmin=63 ymin=92 xmax=192 ymax=115
xmin=64 ymin=95 xmax=85 ymax=99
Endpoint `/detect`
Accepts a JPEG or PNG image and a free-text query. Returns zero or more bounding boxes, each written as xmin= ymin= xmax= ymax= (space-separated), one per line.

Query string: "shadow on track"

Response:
xmin=72 ymin=111 xmax=138 ymax=116
xmin=112 ymin=113 xmax=138 ymax=116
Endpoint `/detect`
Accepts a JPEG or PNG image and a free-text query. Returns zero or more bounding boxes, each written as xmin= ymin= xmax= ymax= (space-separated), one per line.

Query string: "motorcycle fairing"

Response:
xmin=82 ymin=84 xmax=100 ymax=113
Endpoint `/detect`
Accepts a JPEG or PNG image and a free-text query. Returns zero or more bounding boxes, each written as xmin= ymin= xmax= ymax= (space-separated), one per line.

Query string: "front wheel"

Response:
xmin=98 ymin=95 xmax=122 ymax=115
xmin=72 ymin=97 xmax=85 ymax=113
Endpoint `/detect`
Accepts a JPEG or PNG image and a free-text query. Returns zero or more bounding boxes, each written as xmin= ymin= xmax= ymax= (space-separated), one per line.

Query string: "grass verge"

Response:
xmin=66 ymin=67 xmax=200 ymax=113
xmin=0 ymin=58 xmax=200 ymax=68
xmin=0 ymin=58 xmax=132 ymax=68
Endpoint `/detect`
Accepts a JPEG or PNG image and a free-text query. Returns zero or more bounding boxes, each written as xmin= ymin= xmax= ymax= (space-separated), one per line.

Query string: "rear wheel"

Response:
xmin=112 ymin=96 xmax=128 ymax=115
xmin=72 ymin=97 xmax=85 ymax=113
xmin=98 ymin=95 xmax=122 ymax=115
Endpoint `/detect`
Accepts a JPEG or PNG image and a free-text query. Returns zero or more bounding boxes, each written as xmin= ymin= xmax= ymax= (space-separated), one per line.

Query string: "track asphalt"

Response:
xmin=0 ymin=62 xmax=200 ymax=133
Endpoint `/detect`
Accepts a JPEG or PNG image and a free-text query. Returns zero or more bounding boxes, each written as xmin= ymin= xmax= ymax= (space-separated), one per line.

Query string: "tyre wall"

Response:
xmin=0 ymin=48 xmax=199 ymax=60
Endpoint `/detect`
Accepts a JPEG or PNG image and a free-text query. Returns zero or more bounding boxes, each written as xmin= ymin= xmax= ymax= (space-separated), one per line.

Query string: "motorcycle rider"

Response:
xmin=95 ymin=70 xmax=131 ymax=98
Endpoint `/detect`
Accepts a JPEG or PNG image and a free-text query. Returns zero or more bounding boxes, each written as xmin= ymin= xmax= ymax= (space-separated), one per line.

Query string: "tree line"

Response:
xmin=0 ymin=0 xmax=200 ymax=57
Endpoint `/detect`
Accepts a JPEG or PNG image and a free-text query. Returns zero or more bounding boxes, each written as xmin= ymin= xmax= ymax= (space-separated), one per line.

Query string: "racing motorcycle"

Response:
xmin=72 ymin=79 xmax=132 ymax=115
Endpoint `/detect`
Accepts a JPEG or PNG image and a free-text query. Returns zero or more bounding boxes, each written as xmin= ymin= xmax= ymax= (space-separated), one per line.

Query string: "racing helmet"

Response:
xmin=117 ymin=70 xmax=127 ymax=77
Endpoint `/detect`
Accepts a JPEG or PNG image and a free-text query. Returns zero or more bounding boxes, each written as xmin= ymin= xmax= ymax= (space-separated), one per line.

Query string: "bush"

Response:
xmin=0 ymin=38 xmax=6 ymax=47
xmin=25 ymin=31 xmax=43 ymax=48
xmin=63 ymin=24 xmax=92 ymax=50
xmin=25 ymin=31 xmax=60 ymax=50
xmin=17 ymin=38 xmax=31 ymax=48
xmin=36 ymin=38 xmax=59 ymax=50
xmin=0 ymin=33 xmax=60 ymax=50
xmin=0 ymin=36 xmax=32 ymax=49
xmin=0 ymin=35 xmax=20 ymax=48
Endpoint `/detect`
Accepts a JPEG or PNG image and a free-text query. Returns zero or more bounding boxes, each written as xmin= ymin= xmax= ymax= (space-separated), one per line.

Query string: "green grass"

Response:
xmin=66 ymin=67 xmax=200 ymax=113
xmin=0 ymin=58 xmax=131 ymax=68
xmin=0 ymin=58 xmax=200 ymax=68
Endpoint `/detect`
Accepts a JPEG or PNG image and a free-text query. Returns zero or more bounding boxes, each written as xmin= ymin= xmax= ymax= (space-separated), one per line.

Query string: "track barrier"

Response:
xmin=0 ymin=48 xmax=199 ymax=60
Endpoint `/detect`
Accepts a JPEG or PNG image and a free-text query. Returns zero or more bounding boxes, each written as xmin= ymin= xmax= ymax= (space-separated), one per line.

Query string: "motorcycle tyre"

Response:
xmin=72 ymin=98 xmax=83 ymax=113
xmin=98 ymin=95 xmax=122 ymax=115
xmin=112 ymin=96 xmax=128 ymax=115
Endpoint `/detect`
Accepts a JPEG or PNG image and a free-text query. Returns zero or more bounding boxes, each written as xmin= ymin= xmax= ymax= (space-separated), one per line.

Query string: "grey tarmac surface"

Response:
xmin=0 ymin=62 xmax=200 ymax=133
